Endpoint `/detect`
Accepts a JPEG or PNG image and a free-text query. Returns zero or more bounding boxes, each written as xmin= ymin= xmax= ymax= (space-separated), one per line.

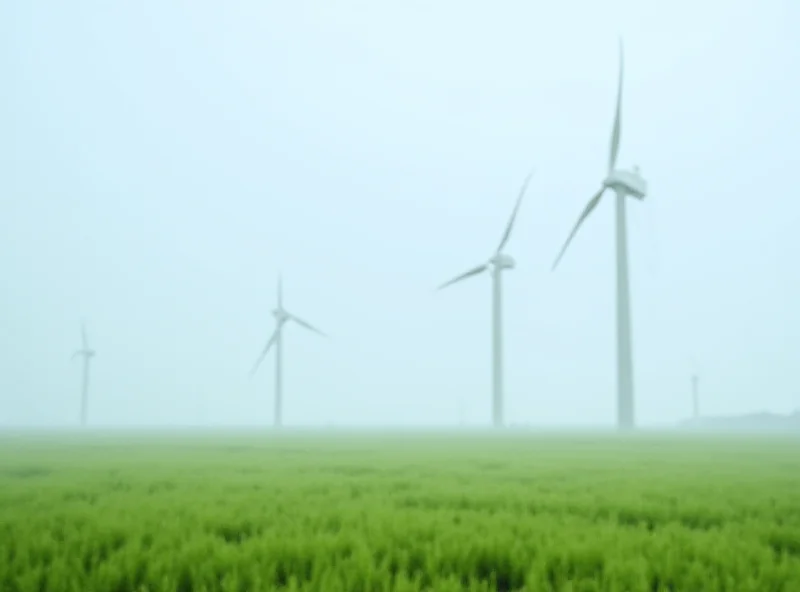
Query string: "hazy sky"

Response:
xmin=2 ymin=0 xmax=799 ymax=428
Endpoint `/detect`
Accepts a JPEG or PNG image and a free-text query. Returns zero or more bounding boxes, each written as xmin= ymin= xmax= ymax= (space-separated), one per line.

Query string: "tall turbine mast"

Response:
xmin=437 ymin=169 xmax=534 ymax=428
xmin=551 ymin=38 xmax=647 ymax=431
xmin=250 ymin=275 xmax=327 ymax=428
xmin=71 ymin=322 xmax=95 ymax=427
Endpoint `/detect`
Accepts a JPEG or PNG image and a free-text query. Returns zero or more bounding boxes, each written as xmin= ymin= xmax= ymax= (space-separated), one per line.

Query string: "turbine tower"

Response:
xmin=551 ymin=38 xmax=647 ymax=431
xmin=71 ymin=322 xmax=95 ymax=427
xmin=249 ymin=275 xmax=326 ymax=428
xmin=437 ymin=169 xmax=534 ymax=429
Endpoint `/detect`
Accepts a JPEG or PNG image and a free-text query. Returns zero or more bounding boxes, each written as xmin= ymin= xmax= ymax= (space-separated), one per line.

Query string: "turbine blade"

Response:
xmin=496 ymin=168 xmax=535 ymax=254
xmin=71 ymin=350 xmax=80 ymax=361
xmin=249 ymin=327 xmax=281 ymax=378
xmin=437 ymin=264 xmax=488 ymax=290
xmin=607 ymin=37 xmax=624 ymax=174
xmin=289 ymin=314 xmax=326 ymax=337
xmin=551 ymin=187 xmax=606 ymax=271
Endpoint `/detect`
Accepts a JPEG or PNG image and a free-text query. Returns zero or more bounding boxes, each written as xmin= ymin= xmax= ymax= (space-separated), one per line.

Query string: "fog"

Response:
xmin=2 ymin=1 xmax=799 ymax=429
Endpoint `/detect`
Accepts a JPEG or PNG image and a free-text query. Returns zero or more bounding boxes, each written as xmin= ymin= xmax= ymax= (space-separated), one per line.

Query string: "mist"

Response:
xmin=2 ymin=0 xmax=799 ymax=430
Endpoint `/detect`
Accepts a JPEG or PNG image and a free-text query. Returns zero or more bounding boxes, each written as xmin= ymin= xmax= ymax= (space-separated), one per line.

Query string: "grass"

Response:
xmin=0 ymin=430 xmax=799 ymax=591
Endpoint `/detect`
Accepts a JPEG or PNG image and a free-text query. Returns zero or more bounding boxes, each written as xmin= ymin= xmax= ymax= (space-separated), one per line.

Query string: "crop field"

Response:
xmin=0 ymin=431 xmax=799 ymax=591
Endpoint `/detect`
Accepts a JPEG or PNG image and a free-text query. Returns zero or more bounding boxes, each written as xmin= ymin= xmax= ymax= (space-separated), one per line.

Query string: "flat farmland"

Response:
xmin=0 ymin=432 xmax=799 ymax=591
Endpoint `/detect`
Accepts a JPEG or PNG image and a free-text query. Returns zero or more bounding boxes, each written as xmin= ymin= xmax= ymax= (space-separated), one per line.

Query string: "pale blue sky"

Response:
xmin=1 ymin=0 xmax=799 ymax=428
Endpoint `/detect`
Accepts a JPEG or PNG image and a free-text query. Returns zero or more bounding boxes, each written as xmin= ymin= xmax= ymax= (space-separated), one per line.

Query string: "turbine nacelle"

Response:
xmin=272 ymin=308 xmax=288 ymax=322
xmin=491 ymin=253 xmax=516 ymax=270
xmin=604 ymin=167 xmax=647 ymax=200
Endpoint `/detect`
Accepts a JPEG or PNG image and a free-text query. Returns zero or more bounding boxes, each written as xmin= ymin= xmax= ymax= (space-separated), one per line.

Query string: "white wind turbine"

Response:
xmin=249 ymin=275 xmax=326 ymax=428
xmin=690 ymin=357 xmax=700 ymax=422
xmin=437 ymin=169 xmax=535 ymax=429
xmin=71 ymin=322 xmax=95 ymax=427
xmin=551 ymin=38 xmax=648 ymax=431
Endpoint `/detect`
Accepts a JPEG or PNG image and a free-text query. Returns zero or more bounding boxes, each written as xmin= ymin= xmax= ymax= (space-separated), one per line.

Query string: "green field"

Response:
xmin=1 ymin=431 xmax=799 ymax=591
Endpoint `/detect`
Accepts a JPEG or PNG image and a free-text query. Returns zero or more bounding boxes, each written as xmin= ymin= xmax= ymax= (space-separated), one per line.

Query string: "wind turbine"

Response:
xmin=690 ymin=357 xmax=700 ymax=422
xmin=437 ymin=169 xmax=535 ymax=429
xmin=551 ymin=38 xmax=648 ymax=431
xmin=71 ymin=322 xmax=95 ymax=427
xmin=249 ymin=275 xmax=326 ymax=428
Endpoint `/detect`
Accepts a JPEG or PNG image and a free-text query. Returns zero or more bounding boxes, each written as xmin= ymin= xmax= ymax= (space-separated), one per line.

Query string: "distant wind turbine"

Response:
xmin=71 ymin=322 xmax=95 ymax=427
xmin=551 ymin=38 xmax=648 ymax=431
xmin=249 ymin=275 xmax=327 ymax=428
xmin=437 ymin=169 xmax=535 ymax=429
